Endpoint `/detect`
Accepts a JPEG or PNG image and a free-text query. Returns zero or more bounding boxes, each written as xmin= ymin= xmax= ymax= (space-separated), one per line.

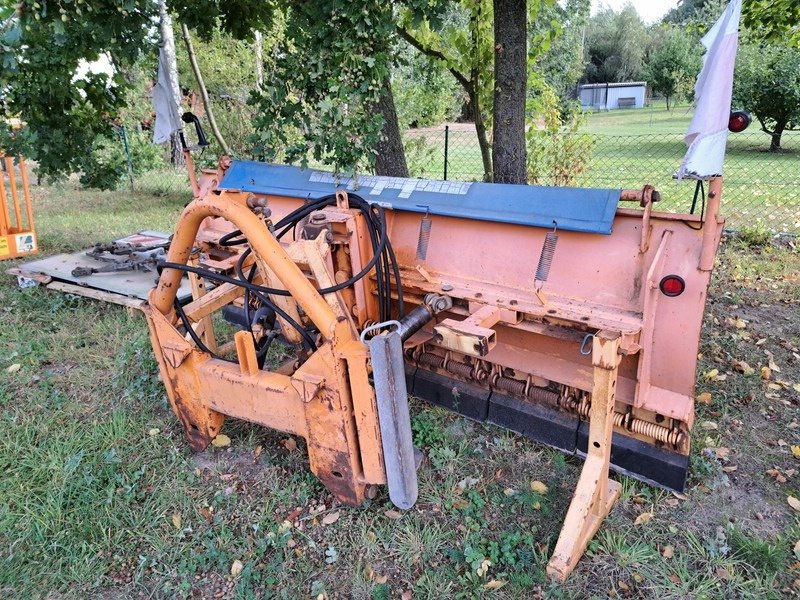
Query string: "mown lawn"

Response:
xmin=0 ymin=178 xmax=799 ymax=598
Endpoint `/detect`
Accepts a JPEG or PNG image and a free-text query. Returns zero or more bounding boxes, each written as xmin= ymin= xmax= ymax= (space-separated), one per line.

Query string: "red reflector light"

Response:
xmin=728 ymin=110 xmax=751 ymax=133
xmin=659 ymin=275 xmax=685 ymax=297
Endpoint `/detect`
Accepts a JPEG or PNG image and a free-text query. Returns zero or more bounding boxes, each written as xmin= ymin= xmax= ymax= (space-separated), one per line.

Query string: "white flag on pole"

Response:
xmin=677 ymin=0 xmax=742 ymax=179
xmin=152 ymin=47 xmax=183 ymax=144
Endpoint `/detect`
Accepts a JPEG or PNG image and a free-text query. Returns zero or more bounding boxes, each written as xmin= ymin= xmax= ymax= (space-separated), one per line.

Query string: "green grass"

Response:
xmin=1 ymin=178 xmax=799 ymax=598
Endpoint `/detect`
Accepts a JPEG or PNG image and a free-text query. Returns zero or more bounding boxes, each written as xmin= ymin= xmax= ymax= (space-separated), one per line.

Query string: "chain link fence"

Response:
xmin=125 ymin=126 xmax=799 ymax=235
xmin=409 ymin=126 xmax=800 ymax=234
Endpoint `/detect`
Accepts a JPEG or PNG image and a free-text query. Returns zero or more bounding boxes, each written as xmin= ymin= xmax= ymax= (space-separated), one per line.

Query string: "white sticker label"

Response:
xmin=15 ymin=233 xmax=35 ymax=253
xmin=309 ymin=171 xmax=471 ymax=199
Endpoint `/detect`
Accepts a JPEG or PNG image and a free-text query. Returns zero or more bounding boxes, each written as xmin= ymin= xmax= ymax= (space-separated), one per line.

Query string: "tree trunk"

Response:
xmin=373 ymin=75 xmax=409 ymax=177
xmin=158 ymin=0 xmax=184 ymax=167
xmin=254 ymin=30 xmax=264 ymax=88
xmin=491 ymin=0 xmax=527 ymax=184
xmin=470 ymin=85 xmax=493 ymax=182
xmin=770 ymin=122 xmax=785 ymax=151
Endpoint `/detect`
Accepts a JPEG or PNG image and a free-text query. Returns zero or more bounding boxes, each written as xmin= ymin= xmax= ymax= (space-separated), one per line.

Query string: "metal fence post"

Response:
xmin=443 ymin=125 xmax=449 ymax=181
xmin=120 ymin=126 xmax=135 ymax=193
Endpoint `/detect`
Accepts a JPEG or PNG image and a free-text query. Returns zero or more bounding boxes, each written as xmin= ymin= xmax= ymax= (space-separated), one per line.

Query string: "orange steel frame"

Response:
xmin=0 ymin=155 xmax=38 ymax=261
xmin=144 ymin=163 xmax=725 ymax=580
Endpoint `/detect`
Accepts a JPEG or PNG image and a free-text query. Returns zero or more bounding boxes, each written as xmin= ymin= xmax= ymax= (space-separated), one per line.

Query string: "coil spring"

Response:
xmin=362 ymin=320 xmax=379 ymax=340
xmin=494 ymin=376 xmax=527 ymax=396
xmin=628 ymin=417 xmax=684 ymax=446
xmin=529 ymin=386 xmax=560 ymax=407
xmin=447 ymin=360 xmax=474 ymax=379
xmin=418 ymin=352 xmax=445 ymax=369
xmin=534 ymin=229 xmax=558 ymax=285
xmin=416 ymin=215 xmax=432 ymax=260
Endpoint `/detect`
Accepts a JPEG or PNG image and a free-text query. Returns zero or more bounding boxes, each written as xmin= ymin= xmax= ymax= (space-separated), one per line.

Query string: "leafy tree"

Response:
xmin=398 ymin=1 xmax=496 ymax=179
xmin=733 ymin=41 xmax=800 ymax=151
xmin=526 ymin=83 xmax=593 ymax=185
xmin=666 ymin=0 xmax=800 ymax=46
xmin=534 ymin=0 xmax=590 ymax=102
xmin=646 ymin=28 xmax=702 ymax=110
xmin=583 ymin=5 xmax=647 ymax=83
xmin=398 ymin=0 xmax=560 ymax=181
xmin=393 ymin=43 xmax=461 ymax=129
xmin=249 ymin=2 xmax=396 ymax=175
xmin=0 ymin=0 xmax=275 ymax=181
xmin=742 ymin=0 xmax=800 ymax=46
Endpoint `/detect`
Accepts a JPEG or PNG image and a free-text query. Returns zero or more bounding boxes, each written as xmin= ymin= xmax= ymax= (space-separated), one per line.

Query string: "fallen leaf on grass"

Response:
xmin=148 ymin=428 xmax=160 ymax=436
xmin=400 ymin=591 xmax=412 ymax=600
xmin=703 ymin=368 xmax=719 ymax=381
xmin=384 ymin=509 xmax=403 ymax=520
xmin=761 ymin=367 xmax=772 ymax=381
xmin=618 ymin=580 xmax=630 ymax=591
xmin=503 ymin=488 xmax=517 ymax=496
xmin=794 ymin=384 xmax=800 ymax=394
xmin=716 ymin=566 xmax=733 ymax=580
xmin=794 ymin=540 xmax=800 ymax=560
xmin=668 ymin=573 xmax=681 ymax=584
xmin=662 ymin=545 xmax=674 ymax=559
xmin=696 ymin=392 xmax=712 ymax=405
xmin=6 ymin=363 xmax=21 ymax=373
xmin=254 ymin=445 xmax=263 ymax=459
xmin=634 ymin=512 xmax=653 ymax=525
xmin=768 ymin=468 xmax=788 ymax=483
xmin=715 ymin=447 xmax=731 ymax=460
xmin=322 ymin=511 xmax=340 ymax=526
xmin=325 ymin=546 xmax=338 ymax=564
xmin=722 ymin=465 xmax=738 ymax=473
xmin=230 ymin=559 xmax=244 ymax=577
xmin=282 ymin=437 xmax=297 ymax=452
xmin=172 ymin=513 xmax=182 ymax=529
xmin=792 ymin=445 xmax=800 ymax=459
xmin=732 ymin=360 xmax=754 ymax=375
xmin=483 ymin=579 xmax=507 ymax=590
xmin=700 ymin=421 xmax=718 ymax=431
xmin=789 ymin=496 xmax=800 ymax=512
xmin=530 ymin=480 xmax=548 ymax=494
xmin=211 ymin=434 xmax=231 ymax=447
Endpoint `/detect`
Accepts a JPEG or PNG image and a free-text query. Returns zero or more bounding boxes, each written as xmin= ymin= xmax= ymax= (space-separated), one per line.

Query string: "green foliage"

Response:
xmin=0 ymin=0 xmax=280 ymax=182
xmin=525 ymin=84 xmax=594 ymax=186
xmin=533 ymin=0 xmax=590 ymax=101
xmin=733 ymin=41 xmax=800 ymax=150
xmin=726 ymin=525 xmax=789 ymax=574
xmin=250 ymin=2 xmax=393 ymax=174
xmin=403 ymin=135 xmax=440 ymax=178
xmin=583 ymin=5 xmax=648 ymax=83
xmin=175 ymin=26 xmax=280 ymax=157
xmin=646 ymin=27 xmax=703 ymax=110
xmin=0 ymin=1 xmax=157 ymax=179
xmin=736 ymin=225 xmax=773 ymax=249
xmin=79 ymin=129 xmax=164 ymax=191
xmin=742 ymin=0 xmax=800 ymax=46
xmin=173 ymin=0 xmax=276 ymax=41
xmin=411 ymin=410 xmax=447 ymax=449
xmin=393 ymin=45 xmax=461 ymax=129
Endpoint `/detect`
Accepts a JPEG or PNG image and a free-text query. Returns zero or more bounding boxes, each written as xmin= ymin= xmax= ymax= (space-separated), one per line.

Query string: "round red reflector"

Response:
xmin=728 ymin=110 xmax=751 ymax=133
xmin=659 ymin=275 xmax=685 ymax=297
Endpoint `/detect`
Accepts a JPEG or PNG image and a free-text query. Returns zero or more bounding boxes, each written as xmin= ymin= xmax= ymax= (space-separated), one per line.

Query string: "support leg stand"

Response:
xmin=547 ymin=331 xmax=622 ymax=581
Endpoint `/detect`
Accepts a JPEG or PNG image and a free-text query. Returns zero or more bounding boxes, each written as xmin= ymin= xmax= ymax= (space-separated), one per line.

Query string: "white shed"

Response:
xmin=578 ymin=82 xmax=647 ymax=110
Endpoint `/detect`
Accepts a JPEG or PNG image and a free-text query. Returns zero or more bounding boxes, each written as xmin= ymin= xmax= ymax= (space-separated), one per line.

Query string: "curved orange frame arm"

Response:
xmin=151 ymin=191 xmax=339 ymax=338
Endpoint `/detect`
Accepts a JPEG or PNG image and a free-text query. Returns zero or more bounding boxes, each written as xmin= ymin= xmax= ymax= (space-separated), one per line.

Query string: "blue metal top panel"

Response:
xmin=219 ymin=161 xmax=620 ymax=235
